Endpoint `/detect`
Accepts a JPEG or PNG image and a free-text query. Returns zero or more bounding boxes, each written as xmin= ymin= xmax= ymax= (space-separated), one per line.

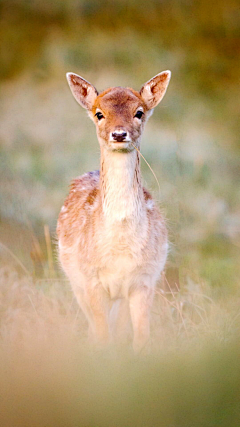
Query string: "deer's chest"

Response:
xmin=95 ymin=220 xmax=148 ymax=298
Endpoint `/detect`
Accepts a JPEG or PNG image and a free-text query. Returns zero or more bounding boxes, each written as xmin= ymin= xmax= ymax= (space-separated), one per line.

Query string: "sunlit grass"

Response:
xmin=0 ymin=264 xmax=240 ymax=426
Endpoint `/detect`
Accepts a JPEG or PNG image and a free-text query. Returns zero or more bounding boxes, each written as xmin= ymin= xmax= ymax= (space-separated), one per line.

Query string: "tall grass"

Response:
xmin=0 ymin=265 xmax=240 ymax=426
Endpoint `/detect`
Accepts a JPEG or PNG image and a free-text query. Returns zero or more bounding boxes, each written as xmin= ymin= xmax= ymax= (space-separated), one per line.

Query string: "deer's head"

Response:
xmin=67 ymin=71 xmax=171 ymax=152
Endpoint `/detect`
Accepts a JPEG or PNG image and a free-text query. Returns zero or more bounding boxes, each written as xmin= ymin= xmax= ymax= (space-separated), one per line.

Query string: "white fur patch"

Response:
xmin=146 ymin=199 xmax=154 ymax=210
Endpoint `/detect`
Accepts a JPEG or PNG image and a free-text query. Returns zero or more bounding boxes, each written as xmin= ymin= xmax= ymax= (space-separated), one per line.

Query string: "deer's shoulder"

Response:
xmin=66 ymin=170 xmax=100 ymax=205
xmin=70 ymin=170 xmax=99 ymax=192
xmin=57 ymin=171 xmax=100 ymax=243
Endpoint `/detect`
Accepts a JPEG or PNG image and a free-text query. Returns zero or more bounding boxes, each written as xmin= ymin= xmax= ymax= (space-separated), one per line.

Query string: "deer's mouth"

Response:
xmin=108 ymin=141 xmax=133 ymax=152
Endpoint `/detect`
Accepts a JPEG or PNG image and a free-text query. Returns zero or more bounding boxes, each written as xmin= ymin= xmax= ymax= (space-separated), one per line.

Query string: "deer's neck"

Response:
xmin=100 ymin=147 xmax=145 ymax=222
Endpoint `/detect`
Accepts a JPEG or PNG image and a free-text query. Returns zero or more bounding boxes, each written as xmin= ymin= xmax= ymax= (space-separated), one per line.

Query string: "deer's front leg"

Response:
xmin=129 ymin=285 xmax=154 ymax=353
xmin=111 ymin=299 xmax=131 ymax=344
xmin=85 ymin=282 xmax=111 ymax=345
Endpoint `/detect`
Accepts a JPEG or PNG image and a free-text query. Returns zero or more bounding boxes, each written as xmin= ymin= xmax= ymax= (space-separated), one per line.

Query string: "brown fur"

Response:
xmin=57 ymin=71 xmax=171 ymax=351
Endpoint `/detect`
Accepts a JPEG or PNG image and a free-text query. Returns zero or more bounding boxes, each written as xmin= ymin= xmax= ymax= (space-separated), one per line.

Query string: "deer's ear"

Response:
xmin=140 ymin=71 xmax=171 ymax=110
xmin=66 ymin=73 xmax=98 ymax=110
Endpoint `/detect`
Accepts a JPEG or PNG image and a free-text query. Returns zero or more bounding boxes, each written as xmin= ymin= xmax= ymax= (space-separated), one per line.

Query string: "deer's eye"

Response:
xmin=95 ymin=112 xmax=104 ymax=121
xmin=134 ymin=110 xmax=144 ymax=119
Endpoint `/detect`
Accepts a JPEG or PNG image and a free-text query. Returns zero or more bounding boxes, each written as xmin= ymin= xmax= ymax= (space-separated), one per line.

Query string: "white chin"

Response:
xmin=108 ymin=141 xmax=133 ymax=151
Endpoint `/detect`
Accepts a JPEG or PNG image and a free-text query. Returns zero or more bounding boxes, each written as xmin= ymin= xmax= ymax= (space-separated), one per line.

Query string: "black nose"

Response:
xmin=112 ymin=131 xmax=127 ymax=142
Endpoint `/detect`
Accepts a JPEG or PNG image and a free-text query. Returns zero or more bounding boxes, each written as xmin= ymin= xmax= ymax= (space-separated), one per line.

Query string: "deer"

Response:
xmin=57 ymin=70 xmax=171 ymax=352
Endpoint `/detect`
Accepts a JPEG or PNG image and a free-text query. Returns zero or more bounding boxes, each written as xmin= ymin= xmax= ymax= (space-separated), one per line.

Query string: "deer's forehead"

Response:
xmin=93 ymin=88 xmax=142 ymax=113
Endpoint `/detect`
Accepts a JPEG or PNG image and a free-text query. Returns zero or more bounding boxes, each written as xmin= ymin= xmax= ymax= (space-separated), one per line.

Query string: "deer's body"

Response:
xmin=57 ymin=72 xmax=171 ymax=351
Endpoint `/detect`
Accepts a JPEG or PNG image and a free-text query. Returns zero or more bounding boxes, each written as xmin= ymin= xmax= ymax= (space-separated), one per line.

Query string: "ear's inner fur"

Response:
xmin=140 ymin=70 xmax=171 ymax=109
xmin=66 ymin=73 xmax=98 ymax=109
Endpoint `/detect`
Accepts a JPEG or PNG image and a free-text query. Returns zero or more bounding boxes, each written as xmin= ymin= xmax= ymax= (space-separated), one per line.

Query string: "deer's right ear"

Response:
xmin=66 ymin=73 xmax=98 ymax=110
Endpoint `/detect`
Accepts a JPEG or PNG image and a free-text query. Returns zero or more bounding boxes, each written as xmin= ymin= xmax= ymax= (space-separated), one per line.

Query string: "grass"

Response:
xmin=0 ymin=263 xmax=240 ymax=426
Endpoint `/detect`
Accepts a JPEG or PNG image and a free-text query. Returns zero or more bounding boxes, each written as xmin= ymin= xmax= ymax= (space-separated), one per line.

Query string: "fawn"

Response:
xmin=57 ymin=70 xmax=171 ymax=352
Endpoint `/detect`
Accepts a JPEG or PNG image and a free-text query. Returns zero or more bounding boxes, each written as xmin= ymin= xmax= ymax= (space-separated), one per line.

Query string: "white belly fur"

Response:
xmin=98 ymin=254 xmax=139 ymax=299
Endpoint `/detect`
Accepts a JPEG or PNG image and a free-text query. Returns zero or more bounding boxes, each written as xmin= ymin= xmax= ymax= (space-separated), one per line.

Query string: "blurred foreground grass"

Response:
xmin=1 ymin=265 xmax=240 ymax=426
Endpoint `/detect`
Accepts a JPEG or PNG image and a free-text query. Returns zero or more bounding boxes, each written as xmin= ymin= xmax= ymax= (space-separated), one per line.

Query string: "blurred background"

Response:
xmin=1 ymin=0 xmax=240 ymax=289
xmin=0 ymin=2 xmax=240 ymax=426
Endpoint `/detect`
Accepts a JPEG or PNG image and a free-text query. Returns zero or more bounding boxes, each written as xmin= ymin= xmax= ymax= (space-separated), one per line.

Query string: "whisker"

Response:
xmin=131 ymin=143 xmax=161 ymax=194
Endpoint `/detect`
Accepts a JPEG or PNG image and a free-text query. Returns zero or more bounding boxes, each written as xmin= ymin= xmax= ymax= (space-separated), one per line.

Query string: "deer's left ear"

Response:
xmin=140 ymin=71 xmax=171 ymax=110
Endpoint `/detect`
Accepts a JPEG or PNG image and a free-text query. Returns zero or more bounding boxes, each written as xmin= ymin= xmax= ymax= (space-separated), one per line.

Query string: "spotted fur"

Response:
xmin=57 ymin=71 xmax=171 ymax=351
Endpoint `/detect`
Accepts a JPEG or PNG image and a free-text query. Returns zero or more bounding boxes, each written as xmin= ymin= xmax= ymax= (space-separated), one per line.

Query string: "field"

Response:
xmin=0 ymin=1 xmax=240 ymax=425
xmin=1 ymin=265 xmax=240 ymax=426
